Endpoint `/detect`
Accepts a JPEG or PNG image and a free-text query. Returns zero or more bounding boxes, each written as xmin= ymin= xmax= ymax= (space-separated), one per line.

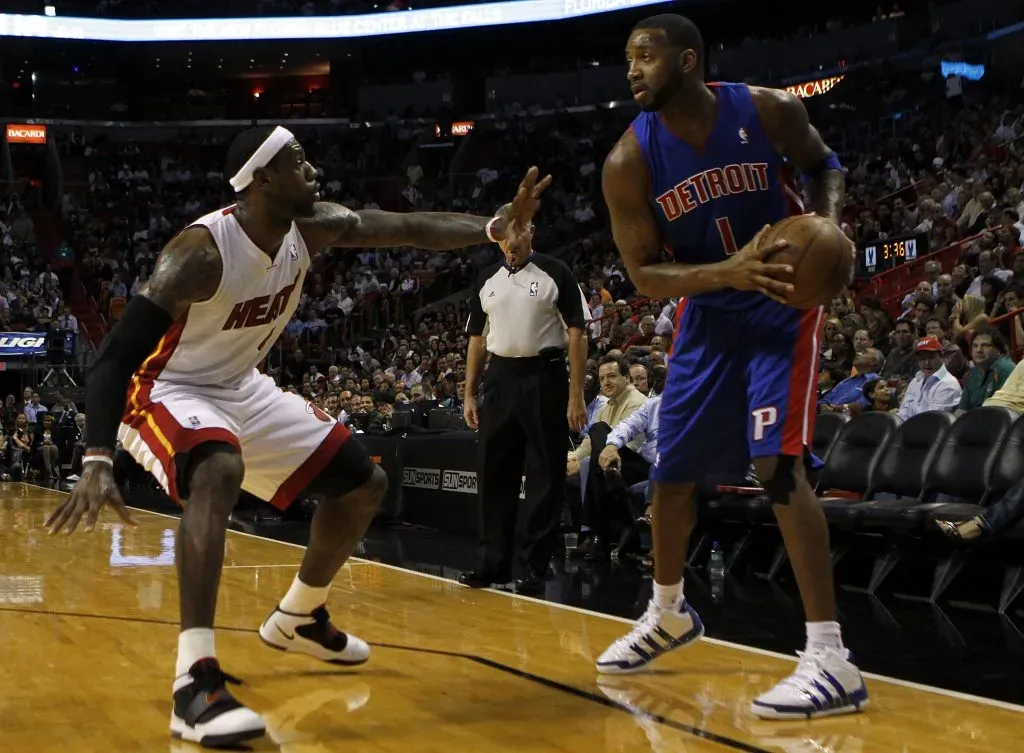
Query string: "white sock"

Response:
xmin=174 ymin=628 xmax=215 ymax=687
xmin=805 ymin=621 xmax=844 ymax=651
xmin=279 ymin=575 xmax=331 ymax=615
xmin=652 ymin=579 xmax=684 ymax=609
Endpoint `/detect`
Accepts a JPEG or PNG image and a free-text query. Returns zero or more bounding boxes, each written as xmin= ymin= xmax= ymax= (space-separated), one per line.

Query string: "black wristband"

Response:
xmin=85 ymin=295 xmax=175 ymax=452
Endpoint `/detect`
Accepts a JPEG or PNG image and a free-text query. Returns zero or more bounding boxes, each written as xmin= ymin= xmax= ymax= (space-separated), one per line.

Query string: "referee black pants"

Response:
xmin=477 ymin=353 xmax=568 ymax=579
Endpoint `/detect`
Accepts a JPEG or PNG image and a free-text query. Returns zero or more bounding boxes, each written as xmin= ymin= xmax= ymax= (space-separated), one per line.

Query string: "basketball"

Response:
xmin=757 ymin=214 xmax=853 ymax=309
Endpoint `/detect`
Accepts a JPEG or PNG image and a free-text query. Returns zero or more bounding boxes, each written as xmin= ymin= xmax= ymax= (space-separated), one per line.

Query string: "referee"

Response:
xmin=459 ymin=204 xmax=588 ymax=595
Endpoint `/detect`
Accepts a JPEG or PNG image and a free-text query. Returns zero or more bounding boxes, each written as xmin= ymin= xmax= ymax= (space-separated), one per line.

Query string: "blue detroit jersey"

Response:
xmin=632 ymin=82 xmax=801 ymax=310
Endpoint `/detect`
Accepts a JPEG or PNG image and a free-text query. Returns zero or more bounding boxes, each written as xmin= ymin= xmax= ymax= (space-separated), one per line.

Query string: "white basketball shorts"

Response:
xmin=118 ymin=369 xmax=350 ymax=508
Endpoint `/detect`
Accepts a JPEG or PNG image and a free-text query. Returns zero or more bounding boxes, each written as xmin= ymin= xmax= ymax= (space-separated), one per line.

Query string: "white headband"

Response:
xmin=229 ymin=126 xmax=295 ymax=192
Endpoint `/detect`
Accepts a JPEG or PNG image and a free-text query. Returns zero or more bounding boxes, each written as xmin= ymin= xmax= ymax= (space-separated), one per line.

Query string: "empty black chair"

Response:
xmin=846 ymin=411 xmax=956 ymax=530
xmin=923 ymin=407 xmax=1021 ymax=529
xmin=815 ymin=412 xmax=901 ymax=520
xmin=812 ymin=412 xmax=848 ymax=464
xmin=978 ymin=409 xmax=1024 ymax=501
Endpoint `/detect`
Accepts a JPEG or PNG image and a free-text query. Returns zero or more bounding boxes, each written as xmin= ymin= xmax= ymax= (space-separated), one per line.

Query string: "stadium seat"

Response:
xmin=815 ymin=412 xmax=901 ymax=522
xmin=841 ymin=411 xmax=956 ymax=531
xmin=923 ymin=407 xmax=1022 ymax=530
xmin=812 ymin=412 xmax=848 ymax=464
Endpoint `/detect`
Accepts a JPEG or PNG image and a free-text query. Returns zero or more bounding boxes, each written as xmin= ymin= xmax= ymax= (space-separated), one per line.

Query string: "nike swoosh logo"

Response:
xmin=276 ymin=624 xmax=294 ymax=640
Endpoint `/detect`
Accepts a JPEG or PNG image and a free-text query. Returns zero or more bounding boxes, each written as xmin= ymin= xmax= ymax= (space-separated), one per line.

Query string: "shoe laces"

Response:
xmin=309 ymin=605 xmax=347 ymax=649
xmin=190 ymin=658 xmax=243 ymax=692
xmin=776 ymin=648 xmax=834 ymax=692
xmin=617 ymin=602 xmax=664 ymax=647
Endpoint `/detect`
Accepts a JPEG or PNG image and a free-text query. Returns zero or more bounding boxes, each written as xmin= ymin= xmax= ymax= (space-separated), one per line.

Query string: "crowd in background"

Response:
xmin=16 ymin=80 xmax=1024 ymax=428
xmin=3 ymin=43 xmax=1024 ymax=532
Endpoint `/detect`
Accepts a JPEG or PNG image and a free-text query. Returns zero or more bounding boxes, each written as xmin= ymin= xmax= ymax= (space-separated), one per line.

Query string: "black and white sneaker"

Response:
xmin=170 ymin=659 xmax=265 ymax=748
xmin=259 ymin=605 xmax=370 ymax=665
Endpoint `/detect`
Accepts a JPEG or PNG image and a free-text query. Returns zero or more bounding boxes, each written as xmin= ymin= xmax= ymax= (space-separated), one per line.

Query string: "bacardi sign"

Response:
xmin=6 ymin=124 xmax=47 ymax=144
xmin=785 ymin=75 xmax=845 ymax=100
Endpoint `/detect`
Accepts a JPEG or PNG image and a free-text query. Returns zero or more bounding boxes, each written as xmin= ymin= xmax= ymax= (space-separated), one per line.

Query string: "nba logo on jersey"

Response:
xmin=738 ymin=128 xmax=749 ymax=145
xmin=188 ymin=416 xmax=201 ymax=428
xmin=529 ymin=281 xmax=539 ymax=297
xmin=288 ymin=243 xmax=298 ymax=261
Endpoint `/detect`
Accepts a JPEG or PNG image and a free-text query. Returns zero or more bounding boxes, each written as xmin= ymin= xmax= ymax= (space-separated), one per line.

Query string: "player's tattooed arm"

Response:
xmin=299 ymin=168 xmax=551 ymax=253
xmin=342 ymin=208 xmax=499 ymax=250
xmin=751 ymin=86 xmax=845 ymax=225
xmin=74 ymin=227 xmax=222 ymax=464
xmin=298 ymin=200 xmax=495 ymax=251
xmin=141 ymin=227 xmax=224 ymax=317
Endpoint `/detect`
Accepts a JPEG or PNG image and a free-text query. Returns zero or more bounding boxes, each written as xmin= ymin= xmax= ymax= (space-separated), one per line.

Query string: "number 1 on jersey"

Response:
xmin=716 ymin=217 xmax=739 ymax=255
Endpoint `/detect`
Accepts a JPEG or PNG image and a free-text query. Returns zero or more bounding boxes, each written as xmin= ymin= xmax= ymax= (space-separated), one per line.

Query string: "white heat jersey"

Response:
xmin=139 ymin=205 xmax=309 ymax=388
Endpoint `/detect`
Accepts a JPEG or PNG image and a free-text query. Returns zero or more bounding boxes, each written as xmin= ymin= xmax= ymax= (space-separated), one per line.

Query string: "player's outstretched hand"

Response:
xmin=508 ymin=166 xmax=553 ymax=227
xmin=45 ymin=461 xmax=135 ymax=535
xmin=503 ymin=166 xmax=553 ymax=255
xmin=721 ymin=224 xmax=795 ymax=304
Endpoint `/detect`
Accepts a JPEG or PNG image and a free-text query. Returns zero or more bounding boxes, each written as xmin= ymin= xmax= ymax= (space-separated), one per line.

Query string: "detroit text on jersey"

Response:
xmin=655 ymin=162 xmax=770 ymax=222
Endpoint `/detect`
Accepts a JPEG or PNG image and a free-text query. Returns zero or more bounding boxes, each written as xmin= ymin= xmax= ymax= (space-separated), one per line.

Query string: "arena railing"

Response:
xmin=862 ymin=224 xmax=1019 ymax=319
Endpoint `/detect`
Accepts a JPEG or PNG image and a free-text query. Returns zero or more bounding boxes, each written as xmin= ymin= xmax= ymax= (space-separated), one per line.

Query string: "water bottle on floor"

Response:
xmin=709 ymin=541 xmax=725 ymax=603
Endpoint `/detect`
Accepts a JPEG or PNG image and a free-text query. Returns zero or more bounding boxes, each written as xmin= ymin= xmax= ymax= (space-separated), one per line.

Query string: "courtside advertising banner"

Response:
xmin=0 ymin=0 xmax=669 ymax=42
xmin=0 ymin=333 xmax=48 ymax=357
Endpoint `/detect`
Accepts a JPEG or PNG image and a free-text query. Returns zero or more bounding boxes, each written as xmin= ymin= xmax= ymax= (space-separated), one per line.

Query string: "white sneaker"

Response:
xmin=751 ymin=646 xmax=869 ymax=720
xmin=596 ymin=598 xmax=704 ymax=674
xmin=259 ymin=605 xmax=370 ymax=665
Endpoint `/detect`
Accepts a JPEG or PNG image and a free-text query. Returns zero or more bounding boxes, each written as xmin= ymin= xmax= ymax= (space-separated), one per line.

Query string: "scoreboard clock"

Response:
xmin=857 ymin=233 xmax=928 ymax=277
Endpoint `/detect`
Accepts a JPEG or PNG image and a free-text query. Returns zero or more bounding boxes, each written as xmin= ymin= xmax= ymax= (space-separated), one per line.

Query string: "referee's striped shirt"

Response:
xmin=466 ymin=252 xmax=590 ymax=357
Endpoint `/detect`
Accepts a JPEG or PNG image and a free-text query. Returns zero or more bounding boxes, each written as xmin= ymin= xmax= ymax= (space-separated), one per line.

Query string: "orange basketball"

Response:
xmin=757 ymin=214 xmax=853 ymax=309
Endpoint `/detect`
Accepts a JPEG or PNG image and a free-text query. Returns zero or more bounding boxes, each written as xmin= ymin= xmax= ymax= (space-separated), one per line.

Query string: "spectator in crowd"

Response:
xmin=860 ymin=378 xmax=898 ymax=413
xmin=1 ymin=395 xmax=19 ymax=434
xmin=956 ymin=328 xmax=1015 ymax=414
xmin=597 ymin=391 xmax=660 ymax=557
xmin=23 ymin=392 xmax=48 ymax=424
xmin=8 ymin=413 xmax=32 ymax=481
xmin=897 ymin=337 xmax=963 ymax=419
xmin=567 ymin=355 xmax=646 ymax=560
xmin=820 ymin=348 xmax=884 ymax=414
xmin=881 ymin=320 xmax=919 ymax=384
xmin=34 ymin=414 xmax=60 ymax=486
xmin=629 ymin=362 xmax=651 ymax=396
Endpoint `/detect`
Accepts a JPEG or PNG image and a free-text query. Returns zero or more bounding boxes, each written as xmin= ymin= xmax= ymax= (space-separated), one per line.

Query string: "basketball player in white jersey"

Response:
xmin=45 ymin=125 xmax=550 ymax=748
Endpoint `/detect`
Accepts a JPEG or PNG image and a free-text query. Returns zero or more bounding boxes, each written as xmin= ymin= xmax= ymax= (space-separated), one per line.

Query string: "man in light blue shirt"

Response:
xmin=599 ymin=394 xmax=660 ymax=468
xmin=598 ymin=394 xmax=660 ymax=557
xmin=898 ymin=336 xmax=963 ymax=419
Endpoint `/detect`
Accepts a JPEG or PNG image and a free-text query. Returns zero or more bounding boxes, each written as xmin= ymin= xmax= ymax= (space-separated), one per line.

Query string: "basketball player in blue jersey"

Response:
xmin=596 ymin=14 xmax=868 ymax=720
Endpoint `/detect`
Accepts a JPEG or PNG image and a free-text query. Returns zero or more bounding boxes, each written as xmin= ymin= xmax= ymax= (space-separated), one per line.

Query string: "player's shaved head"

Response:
xmin=632 ymin=14 xmax=704 ymax=65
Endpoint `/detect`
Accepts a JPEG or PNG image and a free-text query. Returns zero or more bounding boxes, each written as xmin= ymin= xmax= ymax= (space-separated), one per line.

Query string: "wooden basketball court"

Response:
xmin=1 ymin=484 xmax=1021 ymax=752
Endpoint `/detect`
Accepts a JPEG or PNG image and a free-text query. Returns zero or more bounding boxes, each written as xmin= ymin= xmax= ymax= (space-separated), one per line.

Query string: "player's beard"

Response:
xmin=294 ymin=195 xmax=317 ymax=218
xmin=642 ymin=68 xmax=685 ymax=113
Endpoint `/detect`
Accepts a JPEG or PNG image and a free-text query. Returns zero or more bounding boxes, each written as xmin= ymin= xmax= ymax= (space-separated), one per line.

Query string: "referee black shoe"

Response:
xmin=170 ymin=659 xmax=265 ymax=748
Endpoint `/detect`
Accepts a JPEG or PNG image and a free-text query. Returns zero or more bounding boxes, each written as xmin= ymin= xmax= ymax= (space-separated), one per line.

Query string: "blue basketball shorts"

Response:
xmin=651 ymin=298 xmax=824 ymax=484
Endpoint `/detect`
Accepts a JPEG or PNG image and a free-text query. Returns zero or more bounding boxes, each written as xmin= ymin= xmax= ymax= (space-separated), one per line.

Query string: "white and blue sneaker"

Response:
xmin=751 ymin=646 xmax=869 ymax=720
xmin=596 ymin=598 xmax=704 ymax=674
